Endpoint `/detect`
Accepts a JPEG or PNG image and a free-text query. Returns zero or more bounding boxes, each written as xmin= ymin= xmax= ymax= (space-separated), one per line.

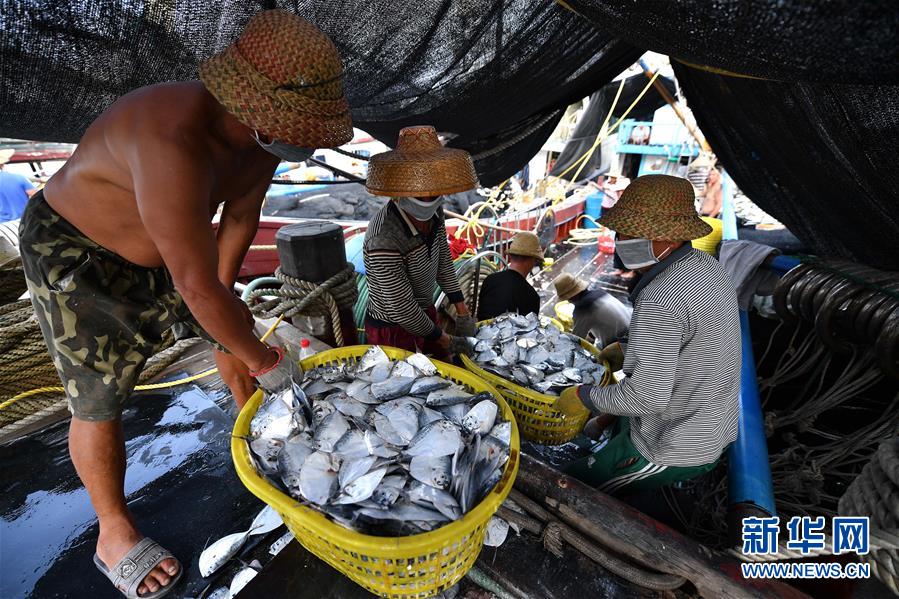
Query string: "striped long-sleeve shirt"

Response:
xmin=363 ymin=201 xmax=464 ymax=340
xmin=581 ymin=245 xmax=741 ymax=467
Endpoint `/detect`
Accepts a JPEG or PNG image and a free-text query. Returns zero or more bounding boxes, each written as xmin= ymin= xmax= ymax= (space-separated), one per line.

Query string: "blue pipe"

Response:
xmin=768 ymin=255 xmax=801 ymax=276
xmin=727 ymin=310 xmax=777 ymax=517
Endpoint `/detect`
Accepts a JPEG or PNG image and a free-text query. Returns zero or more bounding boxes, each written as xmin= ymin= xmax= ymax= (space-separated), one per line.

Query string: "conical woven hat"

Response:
xmin=366 ymin=126 xmax=479 ymax=197
xmin=553 ymin=273 xmax=588 ymax=302
xmin=599 ymin=174 xmax=713 ymax=241
xmin=199 ymin=10 xmax=353 ymax=148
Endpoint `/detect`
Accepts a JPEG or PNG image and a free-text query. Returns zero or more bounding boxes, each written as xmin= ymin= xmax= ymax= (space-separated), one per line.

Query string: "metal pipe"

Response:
xmin=240 ymin=276 xmax=282 ymax=302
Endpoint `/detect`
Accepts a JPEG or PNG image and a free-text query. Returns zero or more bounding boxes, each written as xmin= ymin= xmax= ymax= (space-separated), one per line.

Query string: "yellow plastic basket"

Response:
xmin=232 ymin=345 xmax=520 ymax=598
xmin=460 ymin=318 xmax=610 ymax=445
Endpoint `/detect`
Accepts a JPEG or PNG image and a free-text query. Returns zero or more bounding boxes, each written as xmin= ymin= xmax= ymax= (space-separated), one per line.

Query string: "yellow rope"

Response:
xmin=0 ymin=314 xmax=286 ymax=412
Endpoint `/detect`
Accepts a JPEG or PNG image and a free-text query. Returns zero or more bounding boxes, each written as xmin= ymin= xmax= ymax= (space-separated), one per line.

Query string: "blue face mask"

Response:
xmin=253 ymin=130 xmax=314 ymax=163
xmin=397 ymin=196 xmax=446 ymax=221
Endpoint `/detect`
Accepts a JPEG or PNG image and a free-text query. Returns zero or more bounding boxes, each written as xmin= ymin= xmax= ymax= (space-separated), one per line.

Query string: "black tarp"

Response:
xmin=561 ymin=0 xmax=899 ymax=84
xmin=0 ymin=0 xmax=640 ymax=186
xmin=549 ymin=74 xmax=675 ymax=181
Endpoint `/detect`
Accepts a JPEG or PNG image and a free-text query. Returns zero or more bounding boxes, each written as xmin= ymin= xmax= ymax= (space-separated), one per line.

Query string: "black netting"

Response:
xmin=563 ymin=0 xmax=899 ymax=84
xmin=674 ymin=63 xmax=899 ymax=270
xmin=0 ymin=0 xmax=640 ymax=186
xmin=549 ymin=74 xmax=674 ymax=181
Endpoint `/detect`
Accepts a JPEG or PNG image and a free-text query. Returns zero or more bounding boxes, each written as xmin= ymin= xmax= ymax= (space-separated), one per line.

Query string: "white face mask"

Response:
xmin=397 ymin=196 xmax=445 ymax=221
xmin=253 ymin=130 xmax=314 ymax=163
xmin=615 ymin=238 xmax=671 ymax=270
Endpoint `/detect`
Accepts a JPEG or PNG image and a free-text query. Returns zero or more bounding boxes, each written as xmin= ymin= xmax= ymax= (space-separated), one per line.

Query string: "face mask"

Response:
xmin=397 ymin=196 xmax=445 ymax=221
xmin=253 ymin=130 xmax=314 ymax=163
xmin=615 ymin=238 xmax=671 ymax=270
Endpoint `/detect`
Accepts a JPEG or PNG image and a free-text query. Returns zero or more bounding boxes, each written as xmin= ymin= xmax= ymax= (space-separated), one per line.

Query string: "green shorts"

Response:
xmin=19 ymin=191 xmax=215 ymax=421
xmin=564 ymin=417 xmax=720 ymax=494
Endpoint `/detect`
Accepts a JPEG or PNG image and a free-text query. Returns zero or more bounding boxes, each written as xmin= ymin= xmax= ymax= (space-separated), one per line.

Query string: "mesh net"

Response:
xmin=0 ymin=0 xmax=640 ymax=186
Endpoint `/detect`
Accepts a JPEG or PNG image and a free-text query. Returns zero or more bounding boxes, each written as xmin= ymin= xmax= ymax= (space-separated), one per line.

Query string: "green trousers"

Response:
xmin=564 ymin=418 xmax=719 ymax=495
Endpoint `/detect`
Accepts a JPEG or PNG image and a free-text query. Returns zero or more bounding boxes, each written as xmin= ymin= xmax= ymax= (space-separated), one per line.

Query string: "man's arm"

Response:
xmin=216 ymin=177 xmax=270 ymax=287
xmin=582 ymin=301 xmax=681 ymax=416
xmin=128 ymin=138 xmax=273 ymax=371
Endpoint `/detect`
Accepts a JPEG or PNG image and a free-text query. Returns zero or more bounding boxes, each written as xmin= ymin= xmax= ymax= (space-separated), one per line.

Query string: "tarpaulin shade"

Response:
xmin=562 ymin=0 xmax=899 ymax=84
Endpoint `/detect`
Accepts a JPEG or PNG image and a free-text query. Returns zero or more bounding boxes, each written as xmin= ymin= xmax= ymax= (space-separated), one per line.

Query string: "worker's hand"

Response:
xmin=598 ymin=341 xmax=624 ymax=372
xmin=250 ymin=347 xmax=303 ymax=394
xmin=214 ymin=349 xmax=255 ymax=409
xmin=554 ymin=386 xmax=591 ymax=420
xmin=455 ymin=314 xmax=478 ymax=337
xmin=448 ymin=335 xmax=475 ymax=356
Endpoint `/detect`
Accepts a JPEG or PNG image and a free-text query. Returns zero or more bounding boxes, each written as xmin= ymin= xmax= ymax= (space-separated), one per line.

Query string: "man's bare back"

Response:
xmin=45 ymin=81 xmax=278 ymax=268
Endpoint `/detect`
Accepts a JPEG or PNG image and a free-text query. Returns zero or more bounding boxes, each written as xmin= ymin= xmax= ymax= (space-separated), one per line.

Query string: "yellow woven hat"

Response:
xmin=598 ymin=174 xmax=713 ymax=241
xmin=507 ymin=232 xmax=543 ymax=260
xmin=553 ymin=273 xmax=588 ymax=302
xmin=199 ymin=10 xmax=353 ymax=148
xmin=366 ymin=126 xmax=479 ymax=197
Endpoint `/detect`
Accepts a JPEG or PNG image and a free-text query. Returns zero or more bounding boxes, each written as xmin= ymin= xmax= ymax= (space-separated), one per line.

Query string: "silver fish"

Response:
xmin=358 ymin=503 xmax=450 ymax=522
xmin=313 ymin=412 xmax=349 ymax=452
xmin=206 ymin=587 xmax=230 ymax=599
xmin=406 ymin=352 xmax=438 ymax=376
xmin=390 ymin=360 xmax=417 ymax=378
xmin=330 ymin=393 xmax=369 ymax=420
xmin=335 ymin=467 xmax=387 ymax=504
xmin=435 ymin=402 xmax=468 ymax=425
xmin=410 ymin=376 xmax=452 ymax=395
xmin=338 ymin=455 xmax=377 ymax=489
xmin=229 ymin=563 xmax=260 ymax=597
xmin=410 ymin=454 xmax=452 ymax=490
xmin=489 ymin=421 xmax=512 ymax=445
xmin=249 ymin=393 xmax=299 ymax=441
xmin=312 ymin=399 xmax=336 ymax=427
xmin=363 ymin=429 xmax=399 ymax=458
xmin=375 ymin=399 xmax=420 ymax=443
xmin=461 ymin=399 xmax=498 ymax=435
xmin=357 ymin=345 xmax=390 ymax=372
xmin=199 ymin=530 xmax=251 ymax=577
xmin=249 ymin=437 xmax=284 ymax=473
xmin=372 ymin=411 xmax=413 ymax=446
xmin=248 ymin=505 xmax=283 ymax=537
xmin=419 ymin=406 xmax=445 ymax=428
xmin=474 ymin=339 xmax=492 ymax=352
xmin=406 ymin=419 xmax=463 ymax=457
xmin=302 ymin=377 xmax=339 ymax=397
xmin=408 ymin=481 xmax=462 ymax=520
xmin=562 ymin=367 xmax=583 ymax=382
xmin=371 ymin=474 xmax=406 ymax=507
xmin=279 ymin=435 xmax=314 ymax=495
xmin=426 ymin=385 xmax=473 ymax=407
xmin=476 ymin=348 xmax=498 ymax=362
xmin=371 ymin=376 xmax=416 ymax=401
xmin=359 ymin=362 xmax=392 ymax=383
xmin=516 ymin=337 xmax=537 ymax=349
xmin=333 ymin=429 xmax=369 ymax=459
xmin=299 ymin=451 xmax=340 ymax=505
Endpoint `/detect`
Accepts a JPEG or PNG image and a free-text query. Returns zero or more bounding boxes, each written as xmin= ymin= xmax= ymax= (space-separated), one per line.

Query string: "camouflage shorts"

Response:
xmin=19 ymin=191 xmax=214 ymax=421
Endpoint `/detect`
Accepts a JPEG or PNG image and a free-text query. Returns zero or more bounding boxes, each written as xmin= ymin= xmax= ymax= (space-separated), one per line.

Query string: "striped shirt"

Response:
xmin=582 ymin=245 xmax=741 ymax=467
xmin=363 ymin=201 xmax=464 ymax=340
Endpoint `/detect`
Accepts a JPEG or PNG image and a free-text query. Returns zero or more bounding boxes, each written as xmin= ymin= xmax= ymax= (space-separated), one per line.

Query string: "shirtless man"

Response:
xmin=18 ymin=11 xmax=351 ymax=598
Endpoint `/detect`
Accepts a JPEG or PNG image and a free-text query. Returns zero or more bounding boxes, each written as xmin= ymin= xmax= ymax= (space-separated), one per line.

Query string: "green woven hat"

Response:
xmin=598 ymin=174 xmax=713 ymax=241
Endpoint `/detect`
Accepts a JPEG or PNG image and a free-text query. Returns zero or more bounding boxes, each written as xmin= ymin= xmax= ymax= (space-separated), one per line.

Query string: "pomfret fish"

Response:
xmin=248 ymin=505 xmax=284 ymax=536
xmin=313 ymin=412 xmax=350 ymax=452
xmin=199 ymin=530 xmax=251 ymax=577
xmin=406 ymin=419 xmax=463 ymax=457
xmin=358 ymin=503 xmax=449 ymax=522
xmin=330 ymin=393 xmax=369 ymax=420
xmin=411 ymin=376 xmax=452 ymax=395
xmin=426 ymin=385 xmax=473 ymax=407
xmin=410 ymin=454 xmax=452 ymax=489
xmin=249 ymin=437 xmax=284 ymax=473
xmin=461 ymin=399 xmax=498 ymax=435
xmin=312 ymin=400 xmax=336 ymax=427
xmin=406 ymin=352 xmax=438 ymax=376
xmin=335 ymin=467 xmax=387 ymax=504
xmin=357 ymin=345 xmax=390 ymax=372
xmin=488 ymin=421 xmax=512 ymax=445
xmin=371 ymin=376 xmax=416 ymax=401
xmin=408 ymin=481 xmax=462 ymax=520
xmin=338 ymin=455 xmax=378 ymax=489
xmin=229 ymin=563 xmax=260 ymax=597
xmin=299 ymin=451 xmax=340 ymax=505
xmin=390 ymin=360 xmax=417 ymax=378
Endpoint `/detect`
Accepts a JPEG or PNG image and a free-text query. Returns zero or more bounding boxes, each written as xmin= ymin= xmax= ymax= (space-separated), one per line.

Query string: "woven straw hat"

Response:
xmin=507 ymin=232 xmax=544 ymax=260
xmin=366 ymin=126 xmax=479 ymax=197
xmin=199 ymin=10 xmax=352 ymax=148
xmin=553 ymin=273 xmax=588 ymax=302
xmin=599 ymin=174 xmax=713 ymax=241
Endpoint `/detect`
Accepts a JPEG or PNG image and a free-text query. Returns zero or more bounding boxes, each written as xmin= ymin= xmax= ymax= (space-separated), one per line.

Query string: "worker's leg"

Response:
xmin=70 ymin=417 xmax=179 ymax=595
xmin=19 ymin=194 xmax=183 ymax=595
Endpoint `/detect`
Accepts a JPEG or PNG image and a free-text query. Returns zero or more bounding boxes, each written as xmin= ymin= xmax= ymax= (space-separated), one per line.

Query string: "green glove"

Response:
xmin=554 ymin=385 xmax=591 ymax=420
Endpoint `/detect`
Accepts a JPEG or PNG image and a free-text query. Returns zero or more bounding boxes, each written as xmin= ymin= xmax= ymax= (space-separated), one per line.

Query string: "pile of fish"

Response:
xmin=244 ymin=346 xmax=511 ymax=537
xmin=468 ymin=312 xmax=606 ymax=395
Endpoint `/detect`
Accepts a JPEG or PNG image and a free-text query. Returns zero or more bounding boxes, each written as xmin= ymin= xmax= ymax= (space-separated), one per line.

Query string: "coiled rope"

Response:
xmin=246 ymin=263 xmax=358 ymax=346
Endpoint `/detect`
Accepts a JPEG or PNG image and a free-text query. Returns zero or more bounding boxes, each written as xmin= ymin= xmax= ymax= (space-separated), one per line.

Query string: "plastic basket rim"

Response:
xmin=231 ymin=344 xmax=520 ymax=555
xmin=462 ymin=317 xmax=610 ymax=404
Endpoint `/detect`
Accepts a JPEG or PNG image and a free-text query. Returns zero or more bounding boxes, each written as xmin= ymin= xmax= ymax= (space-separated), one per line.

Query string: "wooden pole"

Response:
xmin=639 ymin=61 xmax=711 ymax=152
xmin=514 ymin=453 xmax=810 ymax=599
